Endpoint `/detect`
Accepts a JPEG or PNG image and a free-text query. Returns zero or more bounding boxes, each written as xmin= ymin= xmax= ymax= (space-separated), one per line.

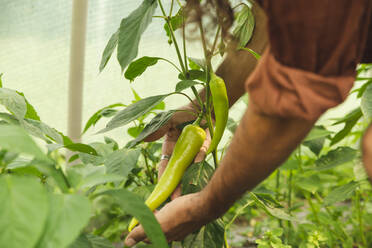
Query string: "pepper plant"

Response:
xmin=0 ymin=1 xmax=371 ymax=248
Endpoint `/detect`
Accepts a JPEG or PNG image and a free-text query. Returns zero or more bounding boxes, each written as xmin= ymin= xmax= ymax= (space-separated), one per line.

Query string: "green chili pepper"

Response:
xmin=128 ymin=124 xmax=206 ymax=231
xmin=207 ymin=73 xmax=229 ymax=154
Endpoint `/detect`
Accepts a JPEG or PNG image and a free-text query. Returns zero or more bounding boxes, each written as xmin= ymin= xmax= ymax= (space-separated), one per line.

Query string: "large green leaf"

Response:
xmin=83 ymin=103 xmax=125 ymax=134
xmin=304 ymin=126 xmax=332 ymax=141
xmin=324 ymin=181 xmax=360 ymax=206
xmin=0 ymin=175 xmax=48 ymax=248
xmin=361 ymin=83 xmax=372 ymax=120
xmin=99 ymin=30 xmax=119 ymax=72
xmin=98 ymin=94 xmax=170 ymax=133
xmin=175 ymin=80 xmax=200 ymax=92
xmin=100 ymin=189 xmax=168 ymax=248
xmin=250 ymin=193 xmax=295 ymax=221
xmin=314 ymin=147 xmax=357 ymax=171
xmin=233 ymin=4 xmax=255 ymax=47
xmin=182 ymin=161 xmax=214 ymax=194
xmin=295 ymin=174 xmax=322 ymax=194
xmin=67 ymin=164 xmax=125 ymax=189
xmin=105 ymin=148 xmax=141 ymax=179
xmin=126 ymin=111 xmax=175 ymax=148
xmin=37 ymin=194 xmax=91 ymax=248
xmin=69 ymin=234 xmax=114 ymax=248
xmin=117 ymin=0 xmax=158 ymax=72
xmin=16 ymin=91 xmax=40 ymax=121
xmin=184 ymin=220 xmax=225 ymax=248
xmin=0 ymin=88 xmax=27 ymax=120
xmin=330 ymin=108 xmax=363 ymax=145
xmin=22 ymin=118 xmax=63 ymax=144
xmin=124 ymin=56 xmax=161 ymax=81
xmin=0 ymin=125 xmax=49 ymax=162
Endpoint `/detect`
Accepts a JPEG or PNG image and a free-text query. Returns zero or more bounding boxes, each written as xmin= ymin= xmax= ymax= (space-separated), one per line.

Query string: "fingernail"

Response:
xmin=125 ymin=238 xmax=136 ymax=247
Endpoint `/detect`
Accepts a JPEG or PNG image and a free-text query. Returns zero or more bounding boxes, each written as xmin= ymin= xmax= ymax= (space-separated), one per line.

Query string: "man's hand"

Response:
xmin=124 ymin=192 xmax=213 ymax=246
xmin=145 ymin=104 xmax=211 ymax=199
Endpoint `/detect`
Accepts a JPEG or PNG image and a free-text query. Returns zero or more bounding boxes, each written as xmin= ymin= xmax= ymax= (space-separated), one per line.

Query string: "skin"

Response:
xmin=124 ymin=1 xmax=371 ymax=246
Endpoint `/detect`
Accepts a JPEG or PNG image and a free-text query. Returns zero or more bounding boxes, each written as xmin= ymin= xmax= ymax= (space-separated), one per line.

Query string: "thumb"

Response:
xmin=144 ymin=122 xmax=171 ymax=142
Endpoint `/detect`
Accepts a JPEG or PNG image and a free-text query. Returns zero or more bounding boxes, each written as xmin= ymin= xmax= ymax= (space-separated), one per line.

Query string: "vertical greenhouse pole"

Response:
xmin=67 ymin=0 xmax=88 ymax=143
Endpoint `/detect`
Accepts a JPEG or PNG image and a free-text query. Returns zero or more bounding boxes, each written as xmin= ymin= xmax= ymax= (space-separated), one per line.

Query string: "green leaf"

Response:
xmin=16 ymin=91 xmax=40 ymax=121
xmin=295 ymin=174 xmax=321 ymax=194
xmin=226 ymin=118 xmax=237 ymax=133
xmin=233 ymin=5 xmax=255 ymax=47
xmin=331 ymin=108 xmax=363 ymax=145
xmin=188 ymin=57 xmax=206 ymax=71
xmin=0 ymin=175 xmax=48 ymax=248
xmin=99 ymin=30 xmax=119 ymax=72
xmin=303 ymin=138 xmax=325 ymax=156
xmin=36 ymin=194 xmax=91 ymax=248
xmin=182 ymin=161 xmax=214 ymax=194
xmin=124 ymin=56 xmax=161 ymax=81
xmin=250 ymin=193 xmax=295 ymax=221
xmin=304 ymin=126 xmax=332 ymax=141
xmin=0 ymin=73 xmax=3 ymax=87
xmin=128 ymin=125 xmax=145 ymax=138
xmin=201 ymin=220 xmax=225 ymax=248
xmin=0 ymin=88 xmax=27 ymax=120
xmin=178 ymin=70 xmax=207 ymax=82
xmin=315 ymin=147 xmax=357 ymax=171
xmin=69 ymin=234 xmax=114 ymax=248
xmin=117 ymin=0 xmax=158 ymax=72
xmin=361 ymin=83 xmax=372 ymax=120
xmin=126 ymin=111 xmax=175 ymax=148
xmin=22 ymin=118 xmax=63 ymax=144
xmin=67 ymin=164 xmax=117 ymax=188
xmin=100 ymin=189 xmax=168 ymax=248
xmin=83 ymin=103 xmax=125 ymax=134
xmin=175 ymin=80 xmax=200 ymax=92
xmin=354 ymin=79 xmax=372 ymax=98
xmin=164 ymin=8 xmax=184 ymax=42
xmin=0 ymin=112 xmax=20 ymax=125
xmin=98 ymin=94 xmax=170 ymax=133
xmin=324 ymin=181 xmax=360 ymax=206
xmin=64 ymin=143 xmax=98 ymax=155
xmin=105 ymin=148 xmax=141 ymax=179
xmin=0 ymin=125 xmax=49 ymax=162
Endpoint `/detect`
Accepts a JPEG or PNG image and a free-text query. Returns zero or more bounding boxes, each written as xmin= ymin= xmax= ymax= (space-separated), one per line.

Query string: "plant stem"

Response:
xmin=174 ymin=92 xmax=200 ymax=110
xmin=198 ymin=21 xmax=212 ymax=70
xmin=159 ymin=58 xmax=182 ymax=73
xmin=276 ymin=169 xmax=281 ymax=200
xmin=211 ymin=26 xmax=221 ymax=56
xmin=169 ymin=0 xmax=174 ymax=16
xmin=191 ymin=86 xmax=203 ymax=109
xmin=158 ymin=0 xmax=186 ymax=74
xmin=287 ymin=170 xmax=293 ymax=212
xmin=182 ymin=13 xmax=188 ymax=73
xmin=356 ymin=189 xmax=367 ymax=247
xmin=142 ymin=149 xmax=155 ymax=184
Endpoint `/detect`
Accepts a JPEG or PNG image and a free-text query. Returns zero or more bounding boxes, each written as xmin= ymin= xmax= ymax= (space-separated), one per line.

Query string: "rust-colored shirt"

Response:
xmin=246 ymin=0 xmax=372 ymax=120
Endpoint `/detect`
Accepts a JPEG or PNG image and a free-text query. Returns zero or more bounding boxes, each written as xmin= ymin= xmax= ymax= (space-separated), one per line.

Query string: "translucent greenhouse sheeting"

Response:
xmin=0 ymin=0 xmax=366 ymax=146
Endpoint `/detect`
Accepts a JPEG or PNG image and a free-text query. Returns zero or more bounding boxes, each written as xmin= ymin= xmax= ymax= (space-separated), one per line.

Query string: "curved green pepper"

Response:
xmin=207 ymin=73 xmax=229 ymax=154
xmin=128 ymin=124 xmax=206 ymax=231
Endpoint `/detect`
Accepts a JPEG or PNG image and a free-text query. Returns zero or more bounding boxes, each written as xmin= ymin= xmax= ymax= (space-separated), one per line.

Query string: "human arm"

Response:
xmin=124 ymin=102 xmax=316 ymax=246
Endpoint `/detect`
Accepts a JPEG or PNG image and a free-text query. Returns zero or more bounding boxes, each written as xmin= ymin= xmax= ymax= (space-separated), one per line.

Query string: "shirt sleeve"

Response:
xmin=245 ymin=0 xmax=372 ymax=121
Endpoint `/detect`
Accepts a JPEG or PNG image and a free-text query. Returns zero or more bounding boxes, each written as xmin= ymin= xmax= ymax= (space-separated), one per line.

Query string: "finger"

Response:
xmin=158 ymin=159 xmax=168 ymax=178
xmin=124 ymin=225 xmax=146 ymax=247
xmin=144 ymin=122 xmax=171 ymax=142
xmin=194 ymin=129 xmax=211 ymax=163
xmin=171 ymin=184 xmax=182 ymax=200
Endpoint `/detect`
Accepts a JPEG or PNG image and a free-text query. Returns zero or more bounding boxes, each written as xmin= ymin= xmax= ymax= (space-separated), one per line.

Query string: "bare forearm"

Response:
xmin=201 ymin=103 xmax=315 ymax=218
